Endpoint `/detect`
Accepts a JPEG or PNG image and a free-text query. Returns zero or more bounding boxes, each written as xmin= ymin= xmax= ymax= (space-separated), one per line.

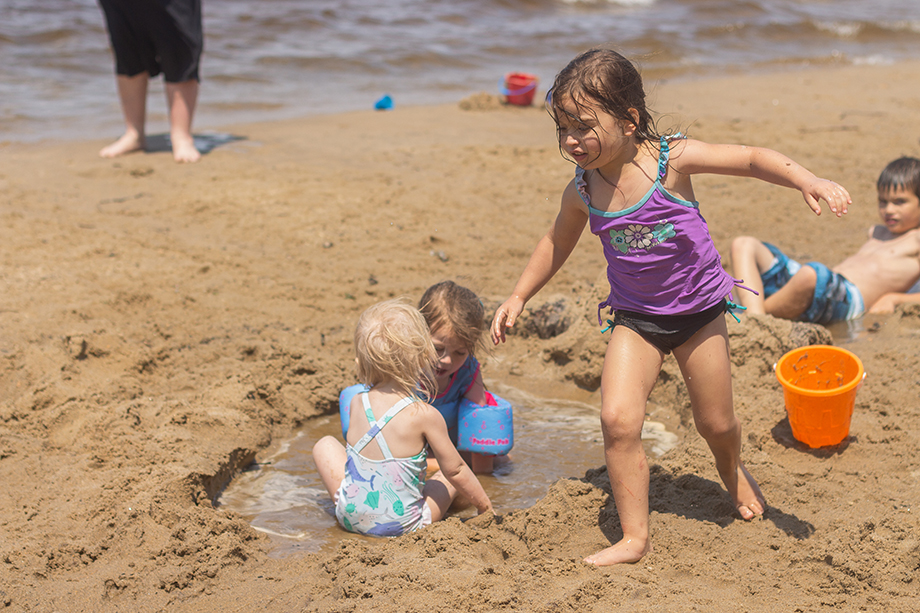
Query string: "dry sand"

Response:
xmin=1 ymin=62 xmax=919 ymax=612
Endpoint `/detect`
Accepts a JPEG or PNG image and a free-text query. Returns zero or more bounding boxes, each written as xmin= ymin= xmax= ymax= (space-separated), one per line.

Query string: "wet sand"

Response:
xmin=215 ymin=381 xmax=680 ymax=558
xmin=2 ymin=62 xmax=919 ymax=612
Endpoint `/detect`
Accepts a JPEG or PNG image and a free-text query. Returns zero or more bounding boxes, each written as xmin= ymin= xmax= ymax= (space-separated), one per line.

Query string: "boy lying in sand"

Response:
xmin=731 ymin=156 xmax=920 ymax=323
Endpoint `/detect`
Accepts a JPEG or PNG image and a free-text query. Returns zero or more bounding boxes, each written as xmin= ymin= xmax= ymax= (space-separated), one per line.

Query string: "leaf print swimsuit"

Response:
xmin=577 ymin=135 xmax=743 ymax=322
xmin=335 ymin=392 xmax=431 ymax=537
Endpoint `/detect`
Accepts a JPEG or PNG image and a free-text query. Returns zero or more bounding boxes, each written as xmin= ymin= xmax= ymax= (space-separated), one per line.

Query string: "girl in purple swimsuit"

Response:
xmin=491 ymin=48 xmax=851 ymax=566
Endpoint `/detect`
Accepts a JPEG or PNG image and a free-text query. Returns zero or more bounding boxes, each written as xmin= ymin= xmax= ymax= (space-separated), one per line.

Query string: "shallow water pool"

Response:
xmin=216 ymin=381 xmax=678 ymax=557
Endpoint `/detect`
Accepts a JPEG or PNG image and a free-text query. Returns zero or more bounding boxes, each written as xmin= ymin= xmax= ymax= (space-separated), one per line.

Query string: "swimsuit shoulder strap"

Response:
xmin=657 ymin=133 xmax=679 ymax=180
xmin=351 ymin=392 xmax=417 ymax=458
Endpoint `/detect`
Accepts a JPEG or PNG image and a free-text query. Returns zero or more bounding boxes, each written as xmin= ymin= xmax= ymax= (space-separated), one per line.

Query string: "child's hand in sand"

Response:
xmin=465 ymin=509 xmax=497 ymax=528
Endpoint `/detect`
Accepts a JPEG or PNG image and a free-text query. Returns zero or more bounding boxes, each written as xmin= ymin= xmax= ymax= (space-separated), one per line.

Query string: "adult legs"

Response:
xmin=671 ymin=315 xmax=765 ymax=519
xmin=99 ymin=72 xmax=149 ymax=158
xmin=166 ymin=79 xmax=200 ymax=163
xmin=584 ymin=326 xmax=663 ymax=566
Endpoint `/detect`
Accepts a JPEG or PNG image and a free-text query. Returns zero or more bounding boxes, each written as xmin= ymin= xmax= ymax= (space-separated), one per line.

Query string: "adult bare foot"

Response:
xmin=171 ymin=134 xmax=200 ymax=163
xmin=583 ymin=536 xmax=650 ymax=566
xmin=99 ymin=132 xmax=145 ymax=158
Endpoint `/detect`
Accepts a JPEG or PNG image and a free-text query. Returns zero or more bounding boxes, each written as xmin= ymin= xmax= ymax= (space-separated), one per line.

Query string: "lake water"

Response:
xmin=1 ymin=0 xmax=918 ymax=143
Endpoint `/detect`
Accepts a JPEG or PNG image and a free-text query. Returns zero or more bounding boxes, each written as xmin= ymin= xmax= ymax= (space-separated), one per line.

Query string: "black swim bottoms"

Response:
xmin=611 ymin=299 xmax=727 ymax=354
xmin=99 ymin=0 xmax=203 ymax=82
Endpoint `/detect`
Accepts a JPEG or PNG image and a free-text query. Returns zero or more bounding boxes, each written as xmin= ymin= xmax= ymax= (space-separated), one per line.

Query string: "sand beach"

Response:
xmin=1 ymin=62 xmax=919 ymax=612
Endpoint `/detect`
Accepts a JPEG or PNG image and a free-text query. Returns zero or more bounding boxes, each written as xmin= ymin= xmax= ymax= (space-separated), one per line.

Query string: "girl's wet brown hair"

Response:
xmin=547 ymin=48 xmax=661 ymax=155
xmin=418 ymin=280 xmax=485 ymax=356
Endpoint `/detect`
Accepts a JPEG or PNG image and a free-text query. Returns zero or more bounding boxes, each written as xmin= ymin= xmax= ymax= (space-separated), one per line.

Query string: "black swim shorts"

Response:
xmin=611 ymin=299 xmax=727 ymax=354
xmin=99 ymin=0 xmax=203 ymax=82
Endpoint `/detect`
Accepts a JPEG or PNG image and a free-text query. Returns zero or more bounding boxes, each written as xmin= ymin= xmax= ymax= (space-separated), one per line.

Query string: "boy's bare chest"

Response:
xmin=855 ymin=229 xmax=920 ymax=261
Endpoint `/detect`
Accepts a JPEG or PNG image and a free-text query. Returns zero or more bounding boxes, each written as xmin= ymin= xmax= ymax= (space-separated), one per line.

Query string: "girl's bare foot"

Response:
xmin=728 ymin=462 xmax=766 ymax=520
xmin=99 ymin=132 xmax=145 ymax=158
xmin=583 ymin=536 xmax=651 ymax=566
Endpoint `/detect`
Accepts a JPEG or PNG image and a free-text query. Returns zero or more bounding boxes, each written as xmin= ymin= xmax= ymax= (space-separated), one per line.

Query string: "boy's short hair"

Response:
xmin=877 ymin=157 xmax=920 ymax=199
xmin=354 ymin=299 xmax=436 ymax=399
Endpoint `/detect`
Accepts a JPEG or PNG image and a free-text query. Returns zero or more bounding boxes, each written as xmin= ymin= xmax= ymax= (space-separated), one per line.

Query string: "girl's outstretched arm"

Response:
xmin=671 ymin=140 xmax=851 ymax=217
xmin=491 ymin=182 xmax=589 ymax=344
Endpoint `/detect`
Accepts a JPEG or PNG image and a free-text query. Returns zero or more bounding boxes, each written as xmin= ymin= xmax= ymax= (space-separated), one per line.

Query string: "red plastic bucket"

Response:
xmin=500 ymin=72 xmax=538 ymax=106
xmin=775 ymin=345 xmax=865 ymax=448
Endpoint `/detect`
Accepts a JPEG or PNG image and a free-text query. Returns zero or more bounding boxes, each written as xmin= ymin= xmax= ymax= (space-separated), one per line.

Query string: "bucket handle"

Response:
xmin=499 ymin=78 xmax=537 ymax=97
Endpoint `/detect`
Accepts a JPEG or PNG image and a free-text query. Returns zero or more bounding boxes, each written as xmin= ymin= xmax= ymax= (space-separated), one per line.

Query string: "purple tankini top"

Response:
xmin=576 ymin=135 xmax=741 ymax=320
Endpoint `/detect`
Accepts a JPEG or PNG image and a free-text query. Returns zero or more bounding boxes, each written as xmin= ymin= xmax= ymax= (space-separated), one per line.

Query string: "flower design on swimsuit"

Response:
xmin=608 ymin=229 xmax=630 ymax=253
xmin=624 ymin=224 xmax=653 ymax=249
xmin=651 ymin=222 xmax=675 ymax=244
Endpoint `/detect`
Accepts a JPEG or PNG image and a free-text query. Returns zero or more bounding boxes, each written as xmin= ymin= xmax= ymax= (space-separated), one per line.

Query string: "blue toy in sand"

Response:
xmin=338 ymin=384 xmax=514 ymax=456
xmin=374 ymin=94 xmax=394 ymax=110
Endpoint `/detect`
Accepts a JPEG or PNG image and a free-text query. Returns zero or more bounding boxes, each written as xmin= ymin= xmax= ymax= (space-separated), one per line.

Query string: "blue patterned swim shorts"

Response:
xmin=761 ymin=243 xmax=865 ymax=324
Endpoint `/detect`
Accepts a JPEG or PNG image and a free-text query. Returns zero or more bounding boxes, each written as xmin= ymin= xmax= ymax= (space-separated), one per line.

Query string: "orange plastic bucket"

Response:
xmin=500 ymin=72 xmax=538 ymax=106
xmin=775 ymin=345 xmax=864 ymax=448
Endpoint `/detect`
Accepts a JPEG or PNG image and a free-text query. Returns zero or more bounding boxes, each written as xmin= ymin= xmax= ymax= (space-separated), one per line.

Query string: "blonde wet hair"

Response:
xmin=354 ymin=298 xmax=437 ymax=400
